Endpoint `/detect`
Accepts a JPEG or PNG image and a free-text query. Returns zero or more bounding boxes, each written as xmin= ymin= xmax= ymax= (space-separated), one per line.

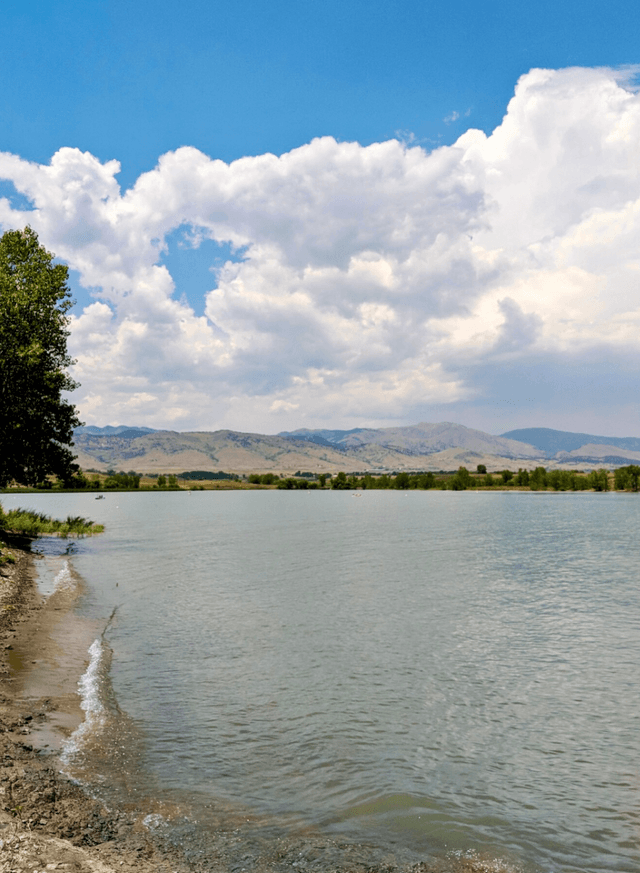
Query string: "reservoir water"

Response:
xmin=6 ymin=490 xmax=640 ymax=873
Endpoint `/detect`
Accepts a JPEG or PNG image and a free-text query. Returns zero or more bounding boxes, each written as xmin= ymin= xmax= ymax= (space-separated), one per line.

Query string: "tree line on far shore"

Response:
xmin=27 ymin=470 xmax=177 ymax=491
xmin=5 ymin=464 xmax=640 ymax=493
xmin=273 ymin=464 xmax=638 ymax=492
xmin=327 ymin=467 xmax=618 ymax=491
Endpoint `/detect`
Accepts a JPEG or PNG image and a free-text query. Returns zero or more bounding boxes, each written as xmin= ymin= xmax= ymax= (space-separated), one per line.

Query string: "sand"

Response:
xmin=0 ymin=542 xmax=522 ymax=873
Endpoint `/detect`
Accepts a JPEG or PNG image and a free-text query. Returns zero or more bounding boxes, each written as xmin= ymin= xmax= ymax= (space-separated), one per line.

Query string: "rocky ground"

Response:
xmin=0 ymin=541 xmax=522 ymax=873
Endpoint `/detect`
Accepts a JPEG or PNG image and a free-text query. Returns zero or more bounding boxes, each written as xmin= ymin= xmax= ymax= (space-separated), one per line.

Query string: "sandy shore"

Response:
xmin=0 ymin=543 xmax=522 ymax=873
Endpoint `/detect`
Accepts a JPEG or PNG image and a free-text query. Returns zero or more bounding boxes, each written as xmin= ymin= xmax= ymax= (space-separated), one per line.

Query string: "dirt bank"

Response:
xmin=0 ymin=542 xmax=522 ymax=873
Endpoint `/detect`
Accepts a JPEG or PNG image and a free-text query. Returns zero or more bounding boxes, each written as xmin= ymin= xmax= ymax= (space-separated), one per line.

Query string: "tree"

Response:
xmin=626 ymin=465 xmax=640 ymax=492
xmin=588 ymin=469 xmax=610 ymax=492
xmin=417 ymin=472 xmax=436 ymax=489
xmin=546 ymin=470 xmax=561 ymax=490
xmin=450 ymin=466 xmax=472 ymax=490
xmin=529 ymin=467 xmax=547 ymax=490
xmin=104 ymin=471 xmax=141 ymax=489
xmin=395 ymin=471 xmax=411 ymax=489
xmin=331 ymin=471 xmax=349 ymax=489
xmin=0 ymin=227 xmax=81 ymax=487
xmin=614 ymin=465 xmax=640 ymax=491
xmin=476 ymin=464 xmax=487 ymax=474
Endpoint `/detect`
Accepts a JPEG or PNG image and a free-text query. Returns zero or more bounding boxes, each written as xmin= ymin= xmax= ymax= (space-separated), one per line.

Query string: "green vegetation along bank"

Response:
xmin=0 ymin=501 xmax=104 ymax=538
xmin=3 ymin=464 xmax=640 ymax=494
xmin=325 ymin=465 xmax=638 ymax=492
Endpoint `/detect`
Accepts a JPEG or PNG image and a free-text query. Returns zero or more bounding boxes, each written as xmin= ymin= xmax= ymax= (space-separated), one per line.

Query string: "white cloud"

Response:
xmin=444 ymin=109 xmax=471 ymax=125
xmin=2 ymin=66 xmax=640 ymax=433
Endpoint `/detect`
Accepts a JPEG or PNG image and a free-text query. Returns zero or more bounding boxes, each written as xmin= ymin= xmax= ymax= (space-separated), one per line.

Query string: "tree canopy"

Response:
xmin=0 ymin=227 xmax=81 ymax=487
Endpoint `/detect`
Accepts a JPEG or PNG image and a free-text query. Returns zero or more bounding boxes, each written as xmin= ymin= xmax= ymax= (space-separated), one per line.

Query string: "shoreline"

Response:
xmin=0 ymin=544 xmax=526 ymax=873
xmin=0 ymin=543 xmax=196 ymax=872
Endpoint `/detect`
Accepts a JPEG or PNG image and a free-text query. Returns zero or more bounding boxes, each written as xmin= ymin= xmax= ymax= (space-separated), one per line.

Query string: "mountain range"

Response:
xmin=72 ymin=423 xmax=640 ymax=475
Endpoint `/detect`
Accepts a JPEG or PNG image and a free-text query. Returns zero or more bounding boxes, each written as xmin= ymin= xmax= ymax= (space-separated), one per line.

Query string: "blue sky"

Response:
xmin=3 ymin=0 xmax=637 ymax=187
xmin=1 ymin=1 xmax=640 ymax=434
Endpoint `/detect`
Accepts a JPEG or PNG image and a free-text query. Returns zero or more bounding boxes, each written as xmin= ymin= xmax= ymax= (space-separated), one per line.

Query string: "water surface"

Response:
xmin=6 ymin=489 xmax=640 ymax=873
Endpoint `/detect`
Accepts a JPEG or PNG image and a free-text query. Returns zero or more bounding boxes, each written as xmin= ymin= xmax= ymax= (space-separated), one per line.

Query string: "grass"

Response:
xmin=0 ymin=504 xmax=104 ymax=538
xmin=0 ymin=539 xmax=16 ymax=566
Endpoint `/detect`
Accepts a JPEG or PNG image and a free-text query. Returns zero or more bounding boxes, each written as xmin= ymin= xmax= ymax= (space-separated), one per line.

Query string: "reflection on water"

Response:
xmin=7 ymin=490 xmax=640 ymax=872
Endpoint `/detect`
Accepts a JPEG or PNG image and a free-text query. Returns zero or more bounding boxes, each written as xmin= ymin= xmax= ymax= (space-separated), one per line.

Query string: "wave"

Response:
xmin=53 ymin=559 xmax=74 ymax=591
xmin=60 ymin=636 xmax=113 ymax=773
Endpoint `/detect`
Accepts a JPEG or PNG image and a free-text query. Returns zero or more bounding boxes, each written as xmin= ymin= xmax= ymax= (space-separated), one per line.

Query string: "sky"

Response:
xmin=1 ymin=0 xmax=640 ymax=436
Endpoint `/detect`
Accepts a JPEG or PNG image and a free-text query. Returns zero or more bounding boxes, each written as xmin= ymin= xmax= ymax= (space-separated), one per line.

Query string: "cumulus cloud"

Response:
xmin=1 ymin=66 xmax=640 ymax=433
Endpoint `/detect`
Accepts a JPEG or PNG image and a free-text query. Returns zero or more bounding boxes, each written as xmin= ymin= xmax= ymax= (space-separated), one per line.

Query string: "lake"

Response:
xmin=5 ymin=489 xmax=640 ymax=873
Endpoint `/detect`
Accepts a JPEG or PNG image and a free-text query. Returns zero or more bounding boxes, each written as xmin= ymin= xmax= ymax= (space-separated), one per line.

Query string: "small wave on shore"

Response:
xmin=60 ymin=636 xmax=112 ymax=776
xmin=33 ymin=545 xmax=81 ymax=599
xmin=57 ymin=619 xmax=166 ymax=819
xmin=52 ymin=559 xmax=74 ymax=591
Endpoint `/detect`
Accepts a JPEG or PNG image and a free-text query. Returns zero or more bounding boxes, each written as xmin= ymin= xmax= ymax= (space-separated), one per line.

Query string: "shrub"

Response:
xmin=0 ymin=503 xmax=103 ymax=537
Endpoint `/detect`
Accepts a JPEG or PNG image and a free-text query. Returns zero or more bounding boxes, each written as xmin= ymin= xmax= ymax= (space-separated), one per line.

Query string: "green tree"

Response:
xmin=103 ymin=471 xmax=141 ymax=489
xmin=277 ymin=477 xmax=295 ymax=489
xmin=0 ymin=227 xmax=81 ymax=487
xmin=331 ymin=471 xmax=349 ymax=489
xmin=417 ymin=472 xmax=436 ymax=489
xmin=627 ymin=465 xmax=640 ymax=492
xmin=529 ymin=467 xmax=547 ymax=490
xmin=450 ymin=466 xmax=472 ymax=490
xmin=614 ymin=465 xmax=640 ymax=491
xmin=588 ymin=469 xmax=610 ymax=492
xmin=476 ymin=464 xmax=487 ymax=474
xmin=547 ymin=470 xmax=561 ymax=490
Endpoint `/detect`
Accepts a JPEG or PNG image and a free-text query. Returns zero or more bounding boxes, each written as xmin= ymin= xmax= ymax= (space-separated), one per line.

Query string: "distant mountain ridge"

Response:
xmin=501 ymin=427 xmax=640 ymax=455
xmin=71 ymin=421 xmax=640 ymax=475
xmin=279 ymin=427 xmax=366 ymax=450
xmin=281 ymin=422 xmax=540 ymax=459
xmin=75 ymin=425 xmax=157 ymax=437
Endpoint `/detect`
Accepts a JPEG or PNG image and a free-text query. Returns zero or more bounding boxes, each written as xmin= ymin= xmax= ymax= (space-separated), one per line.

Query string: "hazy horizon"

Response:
xmin=74 ymin=420 xmax=640 ymax=441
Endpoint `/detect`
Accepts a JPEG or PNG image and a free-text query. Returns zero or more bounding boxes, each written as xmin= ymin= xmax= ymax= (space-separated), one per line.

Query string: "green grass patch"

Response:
xmin=0 ymin=504 xmax=104 ymax=537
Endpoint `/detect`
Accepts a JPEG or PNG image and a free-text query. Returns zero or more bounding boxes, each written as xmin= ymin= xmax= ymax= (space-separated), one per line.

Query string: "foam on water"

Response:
xmin=34 ymin=551 xmax=80 ymax=599
xmin=60 ymin=637 xmax=110 ymax=770
xmin=53 ymin=560 xmax=74 ymax=591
